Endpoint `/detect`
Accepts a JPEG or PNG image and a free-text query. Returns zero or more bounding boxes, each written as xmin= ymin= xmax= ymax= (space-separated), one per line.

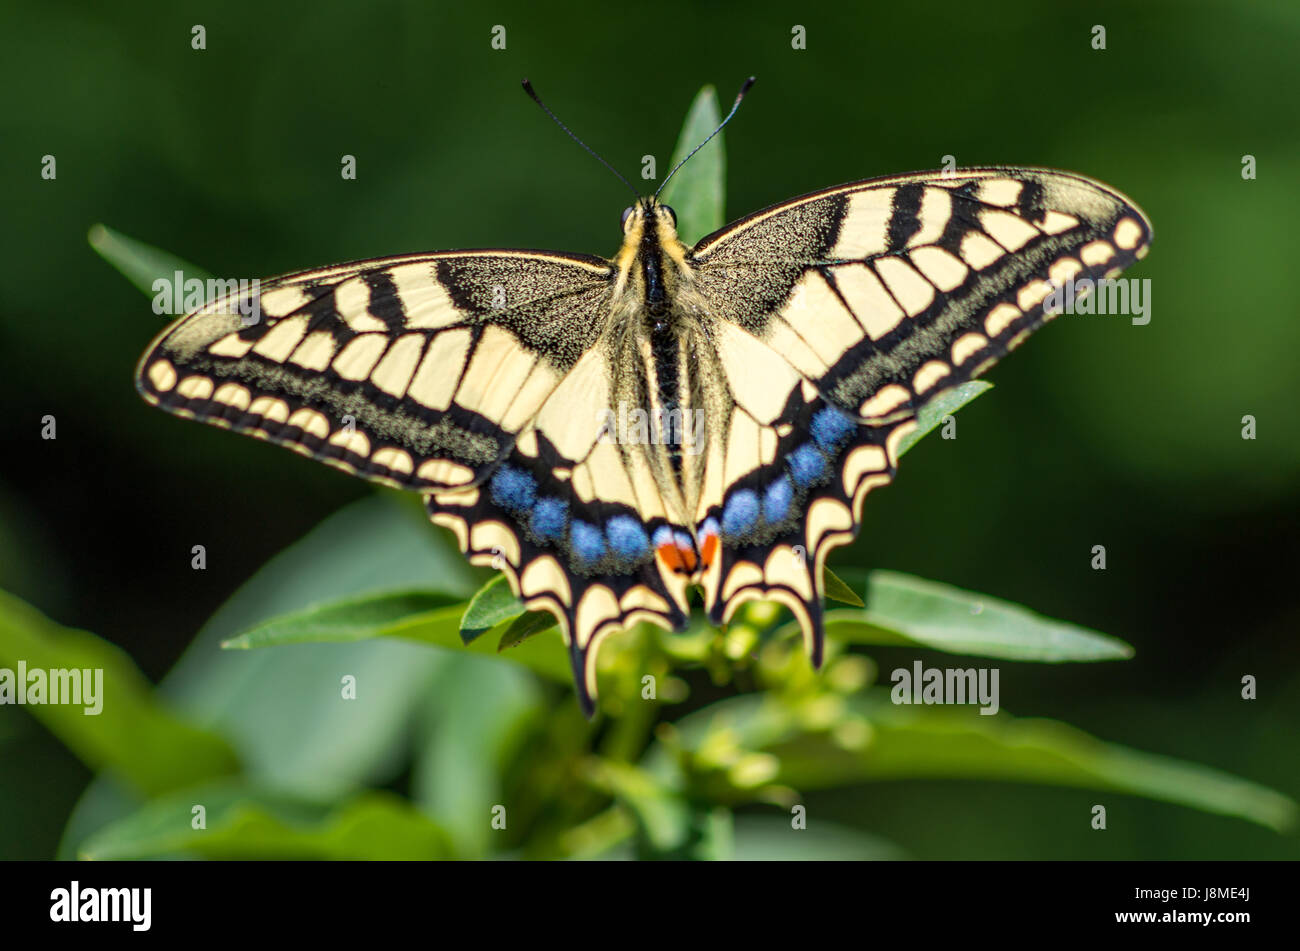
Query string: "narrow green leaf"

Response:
xmin=666 ymin=693 xmax=1298 ymax=832
xmin=78 ymin=782 xmax=450 ymax=860
xmin=459 ymin=574 xmax=525 ymax=644
xmin=836 ymin=696 xmax=1297 ymax=833
xmin=659 ymin=86 xmax=725 ymax=244
xmin=88 ymin=222 xmax=211 ymax=299
xmin=219 ymin=589 xmax=460 ymax=648
xmin=0 ymin=589 xmax=239 ymax=797
xmin=822 ymin=567 xmax=865 ymax=607
xmin=222 ymin=588 xmax=571 ymax=684
xmin=817 ymin=570 xmax=1134 ymax=663
xmin=498 ymin=610 xmax=559 ymax=652
xmin=897 ymin=381 xmax=993 ymax=458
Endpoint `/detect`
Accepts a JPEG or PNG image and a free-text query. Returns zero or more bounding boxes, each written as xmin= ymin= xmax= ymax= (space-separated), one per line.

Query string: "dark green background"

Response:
xmin=2 ymin=0 xmax=1297 ymax=858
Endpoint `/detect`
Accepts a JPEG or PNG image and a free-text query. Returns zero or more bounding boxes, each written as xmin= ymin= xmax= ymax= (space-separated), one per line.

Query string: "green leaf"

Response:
xmin=60 ymin=496 xmax=478 ymax=855
xmin=412 ymin=662 xmax=543 ymax=858
xmin=78 ymin=782 xmax=450 ymax=860
xmin=88 ymin=222 xmax=211 ymax=299
xmin=0 ymin=588 xmax=239 ymax=797
xmin=834 ymin=696 xmax=1298 ymax=833
xmin=498 ymin=610 xmax=559 ymax=652
xmin=822 ymin=567 xmax=865 ymax=607
xmin=659 ymin=85 xmax=725 ymax=244
xmin=897 ymin=381 xmax=993 ymax=458
xmin=663 ymin=693 xmax=1297 ymax=833
xmin=818 ymin=570 xmax=1133 ymax=663
xmin=219 ymin=588 xmax=461 ymax=648
xmin=221 ymin=576 xmax=571 ymax=684
xmin=459 ymin=574 xmax=525 ymax=644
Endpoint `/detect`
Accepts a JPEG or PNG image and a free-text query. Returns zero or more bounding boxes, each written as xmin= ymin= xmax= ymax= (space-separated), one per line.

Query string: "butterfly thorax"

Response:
xmin=605 ymin=198 xmax=721 ymax=536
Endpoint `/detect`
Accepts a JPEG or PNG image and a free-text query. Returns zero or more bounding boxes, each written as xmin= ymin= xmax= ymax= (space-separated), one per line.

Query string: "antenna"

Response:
xmin=656 ymin=76 xmax=756 ymax=199
xmin=521 ymin=79 xmax=639 ymax=199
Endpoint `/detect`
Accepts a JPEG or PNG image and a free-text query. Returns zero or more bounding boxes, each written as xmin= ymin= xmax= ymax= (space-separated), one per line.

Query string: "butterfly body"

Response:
xmin=137 ymin=166 xmax=1151 ymax=714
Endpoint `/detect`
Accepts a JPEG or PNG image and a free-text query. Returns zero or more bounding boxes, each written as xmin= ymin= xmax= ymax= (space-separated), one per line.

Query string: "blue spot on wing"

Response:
xmin=810 ymin=406 xmax=857 ymax=451
xmin=606 ymin=515 xmax=650 ymax=560
xmin=763 ymin=477 xmax=793 ymax=524
xmin=531 ymin=497 xmax=567 ymax=540
xmin=490 ymin=466 xmax=536 ymax=513
xmin=788 ymin=444 xmax=827 ymax=487
xmin=571 ymin=520 xmax=606 ymax=562
xmin=722 ymin=489 xmax=760 ymax=539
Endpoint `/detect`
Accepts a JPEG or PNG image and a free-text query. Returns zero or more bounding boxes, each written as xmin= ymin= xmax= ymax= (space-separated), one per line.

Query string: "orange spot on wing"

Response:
xmin=657 ymin=541 xmax=698 ymax=574
xmin=699 ymin=533 xmax=719 ymax=568
xmin=657 ymin=543 xmax=686 ymax=573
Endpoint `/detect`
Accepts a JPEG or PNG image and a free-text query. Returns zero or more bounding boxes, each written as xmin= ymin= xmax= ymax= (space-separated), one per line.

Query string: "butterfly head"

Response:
xmin=612 ymin=197 xmax=690 ymax=292
xmin=620 ymin=197 xmax=678 ymax=237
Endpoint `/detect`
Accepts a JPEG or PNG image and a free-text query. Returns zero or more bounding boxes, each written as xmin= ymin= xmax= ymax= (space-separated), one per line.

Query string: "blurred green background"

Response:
xmin=1 ymin=0 xmax=1297 ymax=859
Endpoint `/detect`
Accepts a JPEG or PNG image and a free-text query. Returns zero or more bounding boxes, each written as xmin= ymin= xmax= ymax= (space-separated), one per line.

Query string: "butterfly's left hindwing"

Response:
xmin=689 ymin=167 xmax=1152 ymax=658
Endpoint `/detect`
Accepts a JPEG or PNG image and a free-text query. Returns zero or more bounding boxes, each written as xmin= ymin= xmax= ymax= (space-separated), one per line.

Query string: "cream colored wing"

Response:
xmin=137 ymin=249 xmax=614 ymax=492
xmin=688 ymin=167 xmax=1152 ymax=662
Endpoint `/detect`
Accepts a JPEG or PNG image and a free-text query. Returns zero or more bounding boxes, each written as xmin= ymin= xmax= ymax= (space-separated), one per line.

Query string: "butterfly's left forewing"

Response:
xmin=136 ymin=249 xmax=615 ymax=493
xmin=689 ymin=167 xmax=1151 ymax=656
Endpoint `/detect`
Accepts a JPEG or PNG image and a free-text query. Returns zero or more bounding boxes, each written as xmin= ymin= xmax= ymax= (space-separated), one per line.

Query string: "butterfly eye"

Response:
xmin=661 ymin=205 xmax=677 ymax=227
xmin=620 ymin=207 xmax=634 ymax=229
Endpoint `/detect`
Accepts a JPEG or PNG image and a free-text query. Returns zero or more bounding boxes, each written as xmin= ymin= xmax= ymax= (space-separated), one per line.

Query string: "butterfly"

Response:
xmin=136 ymin=80 xmax=1151 ymax=714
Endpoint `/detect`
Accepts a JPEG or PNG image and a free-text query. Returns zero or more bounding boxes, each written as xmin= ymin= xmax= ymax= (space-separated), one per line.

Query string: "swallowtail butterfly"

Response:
xmin=137 ymin=80 xmax=1152 ymax=714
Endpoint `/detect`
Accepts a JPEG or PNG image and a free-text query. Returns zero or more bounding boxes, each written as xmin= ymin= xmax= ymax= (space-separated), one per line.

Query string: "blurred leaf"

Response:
xmin=822 ymin=567 xmax=865 ymax=607
xmin=62 ymin=494 xmax=476 ymax=850
xmin=88 ymin=222 xmax=211 ymax=298
xmin=499 ymin=610 xmax=559 ymax=651
xmin=810 ymin=570 xmax=1134 ymax=663
xmin=659 ymin=85 xmax=725 ymax=244
xmin=78 ymin=782 xmax=449 ymax=860
xmin=412 ymin=662 xmax=544 ymax=858
xmin=460 ymin=574 xmax=524 ymax=644
xmin=0 ymin=589 xmax=238 ymax=798
xmin=584 ymin=758 xmax=691 ymax=855
xmin=896 ymin=381 xmax=993 ymax=458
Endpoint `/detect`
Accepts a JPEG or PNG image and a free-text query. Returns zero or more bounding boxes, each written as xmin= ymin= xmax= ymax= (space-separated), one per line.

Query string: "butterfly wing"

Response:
xmin=688 ymin=167 xmax=1152 ymax=657
xmin=425 ymin=343 xmax=693 ymax=714
xmin=137 ymin=249 xmax=615 ymax=492
xmin=137 ymin=248 xmax=690 ymax=712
